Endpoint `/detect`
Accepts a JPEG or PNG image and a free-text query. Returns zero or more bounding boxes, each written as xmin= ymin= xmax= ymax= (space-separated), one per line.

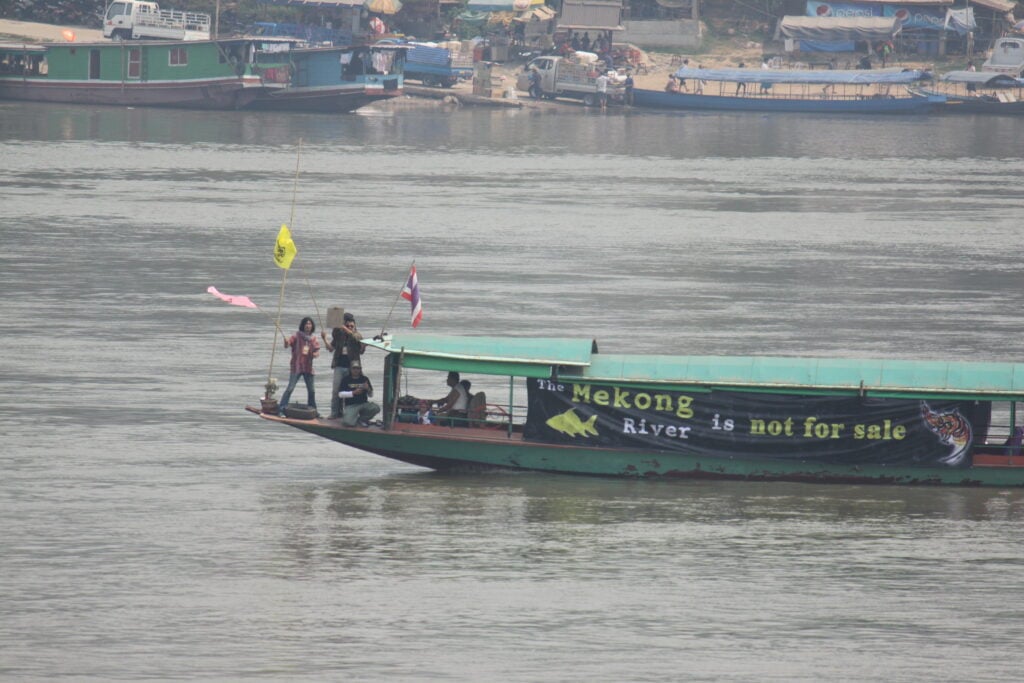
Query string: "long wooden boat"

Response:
xmin=248 ymin=43 xmax=406 ymax=112
xmin=0 ymin=39 xmax=267 ymax=109
xmin=248 ymin=334 xmax=1024 ymax=487
xmin=633 ymin=67 xmax=944 ymax=114
xmin=914 ymin=71 xmax=1024 ymax=115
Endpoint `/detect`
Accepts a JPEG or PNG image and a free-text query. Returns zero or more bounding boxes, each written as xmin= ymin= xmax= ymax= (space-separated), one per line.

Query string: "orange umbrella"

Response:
xmin=364 ymin=0 xmax=402 ymax=15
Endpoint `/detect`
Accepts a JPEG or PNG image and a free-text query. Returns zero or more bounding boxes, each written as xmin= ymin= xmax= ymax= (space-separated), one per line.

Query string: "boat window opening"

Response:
xmin=169 ymin=47 xmax=188 ymax=67
xmin=89 ymin=49 xmax=101 ymax=80
xmin=985 ymin=401 xmax=1021 ymax=452
xmin=388 ymin=366 xmax=526 ymax=432
xmin=127 ymin=48 xmax=141 ymax=78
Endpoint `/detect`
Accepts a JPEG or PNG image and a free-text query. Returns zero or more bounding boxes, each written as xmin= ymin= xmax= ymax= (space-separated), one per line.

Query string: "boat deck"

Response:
xmin=248 ymin=406 xmax=526 ymax=443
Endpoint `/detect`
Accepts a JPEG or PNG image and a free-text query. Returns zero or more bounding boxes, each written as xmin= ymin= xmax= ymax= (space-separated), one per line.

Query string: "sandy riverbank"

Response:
xmin=0 ymin=19 xmax=103 ymax=43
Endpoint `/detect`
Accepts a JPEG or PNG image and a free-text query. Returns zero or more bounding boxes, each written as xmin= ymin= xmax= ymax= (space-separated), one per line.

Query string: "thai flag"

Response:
xmin=401 ymin=265 xmax=423 ymax=328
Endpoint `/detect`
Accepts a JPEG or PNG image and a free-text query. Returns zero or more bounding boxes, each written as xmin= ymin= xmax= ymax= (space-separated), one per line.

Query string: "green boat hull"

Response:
xmin=273 ymin=417 xmax=1024 ymax=487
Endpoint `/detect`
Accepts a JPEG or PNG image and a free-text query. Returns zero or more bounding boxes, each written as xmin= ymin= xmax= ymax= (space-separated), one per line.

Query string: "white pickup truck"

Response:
xmin=103 ymin=1 xmax=212 ymax=41
xmin=518 ymin=55 xmax=623 ymax=106
xmin=982 ymin=37 xmax=1024 ymax=78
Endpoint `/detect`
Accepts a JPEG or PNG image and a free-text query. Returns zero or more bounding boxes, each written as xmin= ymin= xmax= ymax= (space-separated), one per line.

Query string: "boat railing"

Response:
xmin=982 ymin=423 xmax=1024 ymax=455
xmin=684 ymin=80 xmax=909 ymax=101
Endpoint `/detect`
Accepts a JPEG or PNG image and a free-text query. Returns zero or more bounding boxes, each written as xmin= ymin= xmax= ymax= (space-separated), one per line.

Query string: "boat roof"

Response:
xmin=367 ymin=334 xmax=598 ymax=376
xmin=941 ymin=70 xmax=1024 ymax=86
xmin=0 ymin=43 xmax=48 ymax=53
xmin=671 ymin=67 xmax=931 ymax=85
xmin=366 ymin=334 xmax=1024 ymax=399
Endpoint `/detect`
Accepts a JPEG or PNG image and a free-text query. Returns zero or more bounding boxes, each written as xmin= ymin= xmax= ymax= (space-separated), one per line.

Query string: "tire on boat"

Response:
xmin=582 ymin=93 xmax=596 ymax=107
xmin=284 ymin=404 xmax=317 ymax=420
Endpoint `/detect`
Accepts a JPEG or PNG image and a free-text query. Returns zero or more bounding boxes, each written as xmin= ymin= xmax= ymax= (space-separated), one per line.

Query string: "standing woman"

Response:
xmin=279 ymin=316 xmax=320 ymax=417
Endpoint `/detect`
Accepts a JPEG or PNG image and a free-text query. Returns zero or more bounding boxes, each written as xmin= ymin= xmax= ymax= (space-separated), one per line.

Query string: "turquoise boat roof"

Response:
xmin=366 ymin=334 xmax=597 ymax=377
xmin=366 ymin=334 xmax=1024 ymax=399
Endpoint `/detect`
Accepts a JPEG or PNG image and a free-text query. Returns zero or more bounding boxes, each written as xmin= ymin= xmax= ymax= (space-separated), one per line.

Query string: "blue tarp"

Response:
xmin=672 ymin=67 xmax=932 ymax=84
xmin=799 ymin=40 xmax=856 ymax=52
xmin=941 ymin=71 xmax=1024 ymax=87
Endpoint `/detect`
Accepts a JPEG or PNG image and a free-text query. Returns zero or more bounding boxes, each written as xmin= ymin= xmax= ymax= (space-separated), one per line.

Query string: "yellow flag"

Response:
xmin=273 ymin=224 xmax=297 ymax=270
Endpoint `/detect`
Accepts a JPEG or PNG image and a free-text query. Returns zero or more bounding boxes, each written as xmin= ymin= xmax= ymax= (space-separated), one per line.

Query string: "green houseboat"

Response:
xmin=0 ymin=38 xmax=405 ymax=112
xmin=248 ymin=334 xmax=1024 ymax=487
xmin=0 ymin=38 xmax=269 ymax=109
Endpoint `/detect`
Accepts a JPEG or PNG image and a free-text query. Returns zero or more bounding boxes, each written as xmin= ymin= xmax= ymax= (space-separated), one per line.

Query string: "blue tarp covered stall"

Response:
xmin=777 ymin=15 xmax=903 ymax=53
xmin=777 ymin=16 xmax=902 ymax=40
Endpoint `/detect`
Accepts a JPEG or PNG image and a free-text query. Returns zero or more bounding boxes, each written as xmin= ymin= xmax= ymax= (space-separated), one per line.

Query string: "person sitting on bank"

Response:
xmin=321 ymin=311 xmax=364 ymax=419
xmin=338 ymin=361 xmax=380 ymax=427
xmin=279 ymin=316 xmax=320 ymax=417
xmin=434 ymin=371 xmax=470 ymax=427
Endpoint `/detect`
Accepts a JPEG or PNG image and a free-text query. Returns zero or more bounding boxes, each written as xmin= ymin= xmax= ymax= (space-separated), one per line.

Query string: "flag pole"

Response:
xmin=303 ymin=271 xmax=324 ymax=332
xmin=267 ymin=139 xmax=304 ymax=393
xmin=381 ymin=260 xmax=414 ymax=337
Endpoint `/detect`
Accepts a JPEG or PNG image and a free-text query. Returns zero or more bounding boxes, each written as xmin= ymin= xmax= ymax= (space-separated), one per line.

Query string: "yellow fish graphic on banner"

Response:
xmin=546 ymin=409 xmax=598 ymax=438
xmin=274 ymin=224 xmax=297 ymax=270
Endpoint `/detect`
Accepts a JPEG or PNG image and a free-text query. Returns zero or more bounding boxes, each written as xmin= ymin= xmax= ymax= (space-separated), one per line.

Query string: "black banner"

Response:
xmin=524 ymin=378 xmax=991 ymax=467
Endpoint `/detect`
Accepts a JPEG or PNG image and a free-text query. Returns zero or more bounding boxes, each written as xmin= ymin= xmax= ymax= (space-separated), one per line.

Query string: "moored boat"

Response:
xmin=248 ymin=334 xmax=1024 ymax=487
xmin=248 ymin=43 xmax=406 ymax=112
xmin=632 ymin=67 xmax=943 ymax=114
xmin=0 ymin=38 xmax=267 ymax=109
xmin=916 ymin=71 xmax=1024 ymax=114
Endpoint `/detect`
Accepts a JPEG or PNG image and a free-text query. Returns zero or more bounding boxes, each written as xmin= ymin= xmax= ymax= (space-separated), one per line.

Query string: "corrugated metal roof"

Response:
xmin=970 ymin=0 xmax=1016 ymax=12
xmin=557 ymin=0 xmax=624 ymax=30
xmin=366 ymin=334 xmax=1024 ymax=398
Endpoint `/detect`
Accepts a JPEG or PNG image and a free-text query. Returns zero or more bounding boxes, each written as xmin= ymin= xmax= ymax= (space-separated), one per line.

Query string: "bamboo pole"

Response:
xmin=380 ymin=260 xmax=414 ymax=337
xmin=266 ymin=139 xmax=304 ymax=395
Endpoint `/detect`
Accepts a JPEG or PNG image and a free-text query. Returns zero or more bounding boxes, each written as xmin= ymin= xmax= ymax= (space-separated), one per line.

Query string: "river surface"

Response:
xmin=2 ymin=100 xmax=1024 ymax=681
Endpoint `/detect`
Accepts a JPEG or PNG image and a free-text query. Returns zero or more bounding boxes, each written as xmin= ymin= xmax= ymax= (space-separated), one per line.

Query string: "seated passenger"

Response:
xmin=664 ymin=76 xmax=680 ymax=93
xmin=1004 ymin=426 xmax=1023 ymax=455
xmin=338 ymin=362 xmax=380 ymax=427
xmin=434 ymin=371 xmax=470 ymax=427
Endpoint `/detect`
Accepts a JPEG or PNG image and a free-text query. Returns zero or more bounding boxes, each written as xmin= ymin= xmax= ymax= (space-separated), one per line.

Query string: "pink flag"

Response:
xmin=207 ymin=286 xmax=258 ymax=309
xmin=400 ymin=266 xmax=423 ymax=328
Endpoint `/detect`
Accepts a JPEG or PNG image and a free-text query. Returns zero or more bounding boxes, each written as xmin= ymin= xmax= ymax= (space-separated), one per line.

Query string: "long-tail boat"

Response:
xmin=632 ymin=67 xmax=944 ymax=114
xmin=916 ymin=71 xmax=1024 ymax=115
xmin=247 ymin=334 xmax=1024 ymax=487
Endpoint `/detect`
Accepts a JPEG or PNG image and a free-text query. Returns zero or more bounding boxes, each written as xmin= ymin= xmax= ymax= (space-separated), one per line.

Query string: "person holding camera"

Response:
xmin=322 ymin=311 xmax=365 ymax=419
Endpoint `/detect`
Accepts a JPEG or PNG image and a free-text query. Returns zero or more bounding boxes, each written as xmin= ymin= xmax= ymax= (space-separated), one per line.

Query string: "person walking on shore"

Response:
xmin=596 ymin=70 xmax=609 ymax=110
xmin=528 ymin=67 xmax=541 ymax=99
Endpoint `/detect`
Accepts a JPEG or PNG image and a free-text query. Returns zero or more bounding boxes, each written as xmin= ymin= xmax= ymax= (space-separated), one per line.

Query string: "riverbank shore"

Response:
xmin=1 ymin=17 xmax=962 ymax=113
